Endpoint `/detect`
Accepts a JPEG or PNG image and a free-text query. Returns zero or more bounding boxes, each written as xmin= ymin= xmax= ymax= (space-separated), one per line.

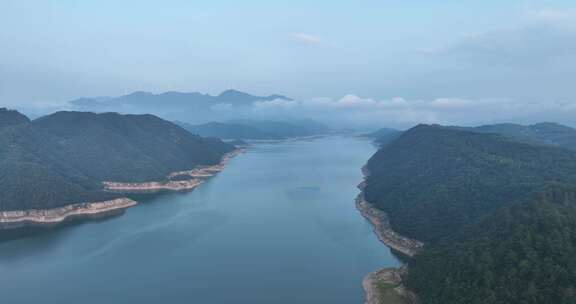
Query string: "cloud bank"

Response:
xmin=252 ymin=94 xmax=576 ymax=129
xmin=289 ymin=32 xmax=323 ymax=45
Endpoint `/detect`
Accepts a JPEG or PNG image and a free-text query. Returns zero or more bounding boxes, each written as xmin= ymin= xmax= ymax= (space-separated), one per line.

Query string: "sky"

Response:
xmin=2 ymin=0 xmax=576 ymax=127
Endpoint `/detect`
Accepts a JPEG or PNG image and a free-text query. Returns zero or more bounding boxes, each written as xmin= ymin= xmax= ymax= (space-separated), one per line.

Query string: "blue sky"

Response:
xmin=2 ymin=1 xmax=576 ymax=126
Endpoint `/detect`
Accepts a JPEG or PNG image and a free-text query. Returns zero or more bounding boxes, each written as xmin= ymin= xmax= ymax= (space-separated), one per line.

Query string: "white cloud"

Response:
xmin=526 ymin=8 xmax=576 ymax=22
xmin=250 ymin=94 xmax=576 ymax=129
xmin=289 ymin=32 xmax=322 ymax=45
xmin=253 ymin=98 xmax=298 ymax=109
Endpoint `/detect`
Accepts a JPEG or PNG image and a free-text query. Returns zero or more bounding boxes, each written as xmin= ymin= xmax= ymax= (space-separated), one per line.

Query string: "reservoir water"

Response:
xmin=0 ymin=136 xmax=399 ymax=304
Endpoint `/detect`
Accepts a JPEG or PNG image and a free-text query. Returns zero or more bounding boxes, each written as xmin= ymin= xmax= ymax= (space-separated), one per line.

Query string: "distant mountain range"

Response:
xmin=69 ymin=89 xmax=293 ymax=123
xmin=458 ymin=122 xmax=576 ymax=151
xmin=368 ymin=122 xmax=576 ymax=151
xmin=178 ymin=119 xmax=331 ymax=140
xmin=363 ymin=123 xmax=576 ymax=303
xmin=361 ymin=127 xmax=402 ymax=146
xmin=0 ymin=110 xmax=233 ymax=214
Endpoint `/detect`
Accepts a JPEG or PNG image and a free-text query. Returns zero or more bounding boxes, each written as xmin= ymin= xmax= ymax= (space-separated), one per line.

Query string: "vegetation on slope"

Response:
xmin=407 ymin=187 xmax=576 ymax=304
xmin=362 ymin=127 xmax=402 ymax=147
xmin=0 ymin=111 xmax=233 ymax=211
xmin=364 ymin=124 xmax=576 ymax=303
xmin=467 ymin=122 xmax=576 ymax=151
xmin=0 ymin=108 xmax=30 ymax=128
xmin=365 ymin=124 xmax=576 ymax=242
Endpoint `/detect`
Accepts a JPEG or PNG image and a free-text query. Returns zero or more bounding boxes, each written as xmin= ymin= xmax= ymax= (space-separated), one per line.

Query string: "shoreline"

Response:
xmin=355 ymin=193 xmax=423 ymax=258
xmin=362 ymin=267 xmax=418 ymax=304
xmin=103 ymin=148 xmax=244 ymax=193
xmin=1 ymin=148 xmax=243 ymax=230
xmin=0 ymin=198 xmax=137 ymax=230
xmin=357 ymin=167 xmax=422 ymax=304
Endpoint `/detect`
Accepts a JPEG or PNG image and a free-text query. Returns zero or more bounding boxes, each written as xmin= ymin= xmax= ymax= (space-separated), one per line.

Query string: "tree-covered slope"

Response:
xmin=406 ymin=187 xmax=576 ymax=304
xmin=0 ymin=108 xmax=30 ymax=128
xmin=364 ymin=124 xmax=576 ymax=242
xmin=460 ymin=122 xmax=576 ymax=151
xmin=0 ymin=123 xmax=118 ymax=211
xmin=0 ymin=111 xmax=234 ymax=211
xmin=364 ymin=124 xmax=576 ymax=303
xmin=33 ymin=111 xmax=234 ymax=182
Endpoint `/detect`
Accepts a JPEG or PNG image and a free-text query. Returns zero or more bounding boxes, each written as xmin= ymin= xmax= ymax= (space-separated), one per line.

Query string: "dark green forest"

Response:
xmin=407 ymin=188 xmax=576 ymax=304
xmin=0 ymin=110 xmax=233 ymax=211
xmin=364 ymin=124 xmax=576 ymax=303
xmin=0 ymin=108 xmax=30 ymax=128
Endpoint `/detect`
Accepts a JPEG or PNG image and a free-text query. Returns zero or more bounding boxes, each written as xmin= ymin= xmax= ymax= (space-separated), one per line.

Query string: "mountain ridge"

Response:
xmin=362 ymin=123 xmax=576 ymax=303
xmin=0 ymin=110 xmax=234 ymax=213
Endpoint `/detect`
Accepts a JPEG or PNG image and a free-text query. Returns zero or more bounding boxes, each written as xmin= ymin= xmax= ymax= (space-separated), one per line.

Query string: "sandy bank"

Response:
xmin=362 ymin=267 xmax=417 ymax=304
xmin=355 ymin=193 xmax=423 ymax=258
xmin=0 ymin=198 xmax=137 ymax=229
xmin=103 ymin=148 xmax=244 ymax=193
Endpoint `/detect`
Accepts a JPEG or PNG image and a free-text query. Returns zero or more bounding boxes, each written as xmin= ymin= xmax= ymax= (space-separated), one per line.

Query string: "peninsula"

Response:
xmin=0 ymin=110 xmax=238 ymax=229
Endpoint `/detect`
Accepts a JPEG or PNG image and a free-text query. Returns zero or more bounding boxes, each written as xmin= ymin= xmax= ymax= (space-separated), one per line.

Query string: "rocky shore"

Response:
xmin=1 ymin=149 xmax=243 ymax=230
xmin=103 ymin=148 xmax=244 ymax=193
xmin=358 ymin=167 xmax=422 ymax=304
xmin=362 ymin=267 xmax=418 ymax=304
xmin=103 ymin=179 xmax=203 ymax=192
xmin=355 ymin=193 xmax=423 ymax=258
xmin=0 ymin=198 xmax=137 ymax=229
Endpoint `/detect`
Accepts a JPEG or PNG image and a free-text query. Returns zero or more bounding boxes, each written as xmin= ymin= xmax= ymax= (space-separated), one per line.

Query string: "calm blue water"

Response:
xmin=0 ymin=136 xmax=398 ymax=304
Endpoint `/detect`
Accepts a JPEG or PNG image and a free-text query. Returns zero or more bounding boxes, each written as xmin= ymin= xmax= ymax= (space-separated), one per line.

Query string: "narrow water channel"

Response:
xmin=0 ymin=136 xmax=398 ymax=304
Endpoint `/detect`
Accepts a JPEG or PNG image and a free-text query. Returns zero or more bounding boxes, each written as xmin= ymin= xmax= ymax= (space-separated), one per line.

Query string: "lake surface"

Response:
xmin=0 ymin=136 xmax=398 ymax=304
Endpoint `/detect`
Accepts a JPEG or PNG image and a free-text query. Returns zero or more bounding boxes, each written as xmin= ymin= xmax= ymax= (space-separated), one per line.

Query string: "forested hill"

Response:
xmin=406 ymin=187 xmax=576 ymax=304
xmin=0 ymin=108 xmax=30 ymax=128
xmin=363 ymin=124 xmax=576 ymax=303
xmin=0 ymin=111 xmax=234 ymax=211
xmin=33 ymin=111 xmax=234 ymax=182
xmin=461 ymin=122 xmax=576 ymax=151
xmin=369 ymin=122 xmax=576 ymax=151
xmin=365 ymin=124 xmax=576 ymax=242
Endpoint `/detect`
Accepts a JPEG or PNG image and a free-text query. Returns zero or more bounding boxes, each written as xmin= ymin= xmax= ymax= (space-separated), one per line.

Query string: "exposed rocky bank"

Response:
xmin=103 ymin=148 xmax=243 ymax=193
xmin=0 ymin=198 xmax=137 ymax=229
xmin=358 ymin=167 xmax=422 ymax=304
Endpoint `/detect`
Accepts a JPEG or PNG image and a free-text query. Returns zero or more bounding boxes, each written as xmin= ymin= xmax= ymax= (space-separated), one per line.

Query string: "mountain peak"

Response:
xmin=219 ymin=89 xmax=247 ymax=96
xmin=0 ymin=108 xmax=31 ymax=128
xmin=125 ymin=91 xmax=153 ymax=98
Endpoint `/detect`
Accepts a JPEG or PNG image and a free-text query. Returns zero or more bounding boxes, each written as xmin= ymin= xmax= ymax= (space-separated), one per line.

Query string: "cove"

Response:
xmin=0 ymin=136 xmax=399 ymax=304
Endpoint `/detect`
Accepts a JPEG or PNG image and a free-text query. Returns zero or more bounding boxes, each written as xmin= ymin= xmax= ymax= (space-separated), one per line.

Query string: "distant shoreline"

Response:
xmin=103 ymin=148 xmax=244 ymax=193
xmin=357 ymin=166 xmax=422 ymax=304
xmin=0 ymin=198 xmax=137 ymax=230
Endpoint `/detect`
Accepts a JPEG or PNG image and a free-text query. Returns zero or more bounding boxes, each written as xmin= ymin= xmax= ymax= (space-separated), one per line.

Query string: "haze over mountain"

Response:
xmin=362 ymin=127 xmax=402 ymax=147
xmin=178 ymin=122 xmax=279 ymax=140
xmin=3 ymin=2 xmax=576 ymax=303
xmin=178 ymin=119 xmax=330 ymax=140
xmin=69 ymin=89 xmax=293 ymax=124
xmin=460 ymin=122 xmax=576 ymax=151
xmin=5 ymin=2 xmax=576 ymax=130
xmin=369 ymin=122 xmax=576 ymax=152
